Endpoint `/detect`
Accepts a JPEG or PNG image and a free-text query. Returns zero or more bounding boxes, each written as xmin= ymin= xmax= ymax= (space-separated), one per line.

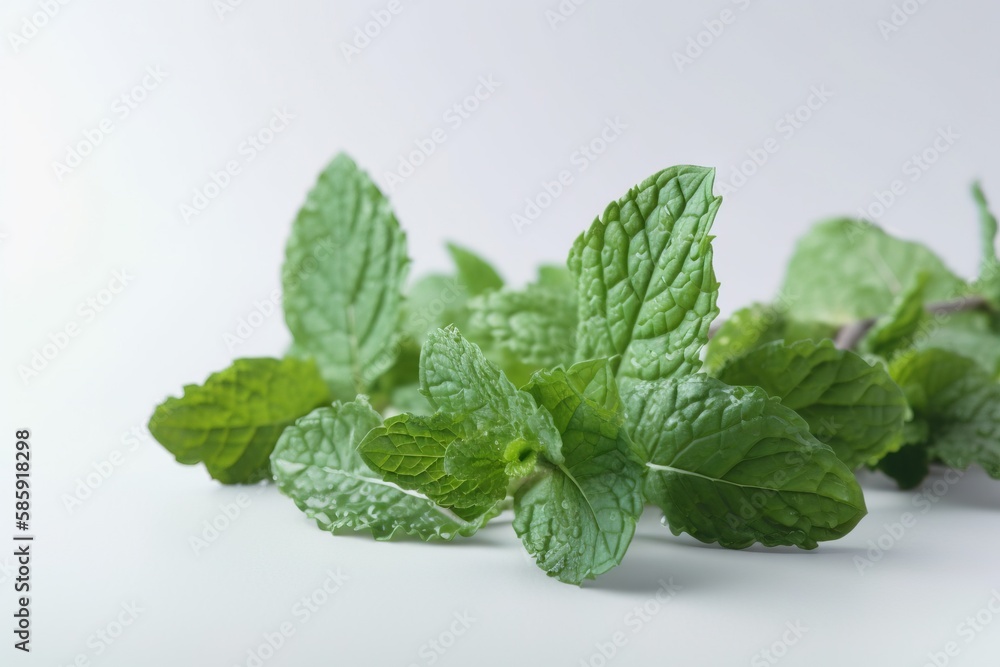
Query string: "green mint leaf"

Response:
xmin=704 ymin=303 xmax=835 ymax=374
xmin=876 ymin=443 xmax=930 ymax=490
xmin=514 ymin=360 xmax=645 ymax=584
xmin=626 ymin=376 xmax=866 ymax=549
xmin=419 ymin=326 xmax=562 ymax=464
xmin=467 ymin=269 xmax=578 ymax=373
xmin=973 ymin=182 xmax=1000 ymax=305
xmin=914 ymin=311 xmax=1000 ymax=377
xmin=716 ymin=339 xmax=908 ymax=469
xmin=358 ymin=413 xmax=506 ymax=520
xmin=402 ymin=274 xmax=467 ymax=343
xmin=570 ymin=166 xmax=721 ymax=388
xmin=890 ymin=349 xmax=1000 ymax=478
xmin=780 ymin=219 xmax=964 ymax=325
xmin=446 ymin=242 xmax=504 ymax=296
xmin=149 ymin=357 xmax=330 ymax=484
xmin=282 ymin=153 xmax=409 ymax=399
xmin=859 ymin=272 xmax=929 ymax=359
xmin=272 ymin=400 xmax=488 ymax=540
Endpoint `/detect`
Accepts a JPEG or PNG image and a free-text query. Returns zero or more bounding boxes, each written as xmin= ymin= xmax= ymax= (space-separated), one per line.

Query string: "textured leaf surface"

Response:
xmin=891 ymin=349 xmax=1000 ymax=478
xmin=282 ymin=153 xmax=409 ymax=399
xmin=467 ymin=273 xmax=577 ymax=371
xmin=149 ymin=358 xmax=330 ymax=484
xmin=570 ymin=166 xmax=721 ymax=387
xmin=704 ymin=303 xmax=835 ymax=374
xmin=272 ymin=400 xmax=488 ymax=540
xmin=780 ymin=219 xmax=963 ymax=325
xmin=513 ymin=360 xmax=645 ymax=585
xmin=420 ymin=326 xmax=562 ymax=463
xmin=359 ymin=413 xmax=506 ymax=520
xmin=626 ymin=376 xmax=866 ymax=549
xmin=716 ymin=339 xmax=908 ymax=469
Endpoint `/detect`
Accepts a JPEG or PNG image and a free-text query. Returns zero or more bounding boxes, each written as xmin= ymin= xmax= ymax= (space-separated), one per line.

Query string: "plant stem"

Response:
xmin=709 ymin=295 xmax=992 ymax=351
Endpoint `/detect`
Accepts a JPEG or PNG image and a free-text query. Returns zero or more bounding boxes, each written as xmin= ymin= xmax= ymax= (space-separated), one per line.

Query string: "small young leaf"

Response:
xmin=358 ymin=413 xmax=507 ymax=520
xmin=514 ymin=360 xmax=645 ymax=585
xmin=272 ymin=400 xmax=489 ymax=540
xmin=570 ymin=165 xmax=721 ymax=388
xmin=446 ymin=242 xmax=504 ymax=296
xmin=780 ymin=219 xmax=964 ymax=325
xmin=419 ymin=326 xmax=562 ymax=463
xmin=716 ymin=339 xmax=908 ymax=469
xmin=890 ymin=349 xmax=1000 ymax=478
xmin=149 ymin=357 xmax=330 ymax=484
xmin=626 ymin=376 xmax=866 ymax=549
xmin=282 ymin=153 xmax=409 ymax=399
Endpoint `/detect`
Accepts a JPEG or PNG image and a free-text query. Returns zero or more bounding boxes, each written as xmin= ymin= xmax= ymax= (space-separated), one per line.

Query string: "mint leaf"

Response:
xmin=890 ymin=349 xmax=1000 ymax=478
xmin=271 ymin=400 xmax=488 ymax=540
xmin=780 ymin=219 xmax=964 ymax=325
xmin=514 ymin=360 xmax=645 ymax=585
xmin=467 ymin=269 xmax=578 ymax=374
xmin=716 ymin=339 xmax=908 ymax=469
xmin=149 ymin=357 xmax=330 ymax=484
xmin=419 ymin=326 xmax=562 ymax=463
xmin=283 ymin=153 xmax=409 ymax=399
xmin=358 ymin=413 xmax=506 ymax=521
xmin=570 ymin=166 xmax=721 ymax=388
xmin=973 ymin=182 xmax=1000 ymax=306
xmin=915 ymin=311 xmax=1000 ymax=377
xmin=859 ymin=272 xmax=929 ymax=359
xmin=447 ymin=242 xmax=504 ymax=296
xmin=704 ymin=303 xmax=835 ymax=374
xmin=626 ymin=376 xmax=866 ymax=549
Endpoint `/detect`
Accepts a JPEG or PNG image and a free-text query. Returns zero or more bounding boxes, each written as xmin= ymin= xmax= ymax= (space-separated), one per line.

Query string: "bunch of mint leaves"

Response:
xmin=149 ymin=153 xmax=1000 ymax=585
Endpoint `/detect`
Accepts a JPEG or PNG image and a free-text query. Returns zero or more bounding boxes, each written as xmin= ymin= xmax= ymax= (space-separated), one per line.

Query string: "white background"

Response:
xmin=3 ymin=1 xmax=1000 ymax=665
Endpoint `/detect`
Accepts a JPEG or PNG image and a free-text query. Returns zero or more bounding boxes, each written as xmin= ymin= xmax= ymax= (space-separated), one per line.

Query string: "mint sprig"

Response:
xmin=148 ymin=152 xmax=1000 ymax=585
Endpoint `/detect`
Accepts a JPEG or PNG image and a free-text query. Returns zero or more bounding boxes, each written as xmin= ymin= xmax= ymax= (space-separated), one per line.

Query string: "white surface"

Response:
xmin=3 ymin=1 xmax=1000 ymax=665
